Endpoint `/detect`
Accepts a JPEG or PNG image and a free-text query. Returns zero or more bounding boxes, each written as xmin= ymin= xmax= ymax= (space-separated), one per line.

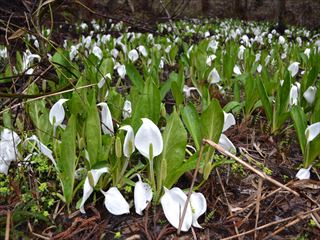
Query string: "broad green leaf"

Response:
xmin=200 ymin=99 xmax=224 ymax=143
xmin=157 ymin=111 xmax=187 ymax=188
xmin=181 ymin=103 xmax=202 ymax=150
xmin=58 ymin=114 xmax=77 ymax=204
xmin=257 ymin=77 xmax=272 ymax=122
xmin=125 ymin=63 xmax=144 ymax=92
xmin=290 ymin=106 xmax=307 ymax=155
xmin=85 ymin=93 xmax=102 ymax=166
xmin=171 ymin=81 xmax=183 ymax=106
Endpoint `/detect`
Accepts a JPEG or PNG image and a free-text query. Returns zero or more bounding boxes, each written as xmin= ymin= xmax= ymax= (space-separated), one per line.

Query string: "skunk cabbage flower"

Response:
xmin=296 ymin=166 xmax=311 ymax=180
xmin=137 ymin=45 xmax=148 ymax=57
xmin=98 ymin=73 xmax=111 ymax=89
xmin=122 ymin=100 xmax=132 ymax=119
xmin=278 ymin=36 xmax=285 ymax=45
xmin=25 ymin=135 xmax=56 ymax=167
xmin=160 ymin=187 xmax=207 ymax=232
xmin=257 ymin=64 xmax=262 ymax=73
xmin=117 ymin=64 xmax=126 ymax=79
xmin=119 ymin=125 xmax=135 ymax=158
xmin=303 ymin=86 xmax=317 ymax=104
xmin=233 ymin=65 xmax=241 ymax=75
xmin=79 ymin=167 xmax=109 ymax=213
xmin=208 ymin=68 xmax=220 ymax=84
xmin=0 ymin=129 xmax=21 ymax=175
xmin=289 ymin=84 xmax=299 ymax=106
xmin=97 ymin=102 xmax=114 ymax=135
xmin=49 ymin=99 xmax=68 ymax=134
xmin=206 ymin=54 xmax=216 ymax=66
xmin=238 ymin=45 xmax=245 ymax=60
xmin=305 ymin=122 xmax=320 ymax=143
xmin=218 ymin=112 xmax=236 ymax=154
xmin=304 ymin=48 xmax=310 ymax=58
xmin=128 ymin=49 xmax=139 ymax=62
xmin=101 ymin=187 xmax=130 ymax=215
xmin=92 ymin=45 xmax=103 ymax=60
xmin=183 ymin=85 xmax=200 ymax=98
xmin=288 ymin=62 xmax=300 ymax=77
xmin=134 ymin=174 xmax=152 ymax=215
xmin=135 ymin=118 xmax=163 ymax=160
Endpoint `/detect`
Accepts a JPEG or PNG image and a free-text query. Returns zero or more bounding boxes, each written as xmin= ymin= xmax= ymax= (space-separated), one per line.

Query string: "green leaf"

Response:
xmin=171 ymin=81 xmax=183 ymax=106
xmin=58 ymin=114 xmax=77 ymax=204
xmin=125 ymin=63 xmax=144 ymax=92
xmin=157 ymin=111 xmax=187 ymax=188
xmin=85 ymin=94 xmax=102 ymax=166
xmin=290 ymin=105 xmax=307 ymax=155
xmin=200 ymin=99 xmax=224 ymax=143
xmin=181 ymin=103 xmax=202 ymax=150
xmin=257 ymin=77 xmax=272 ymax=122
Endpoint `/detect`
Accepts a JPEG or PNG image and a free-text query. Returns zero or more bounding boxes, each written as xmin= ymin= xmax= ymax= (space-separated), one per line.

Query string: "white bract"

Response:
xmin=137 ymin=45 xmax=148 ymax=57
xmin=233 ymin=65 xmax=241 ymax=75
xmin=305 ymin=122 xmax=320 ymax=143
xmin=296 ymin=166 xmax=311 ymax=180
xmin=122 ymin=100 xmax=132 ymax=119
xmin=97 ymin=102 xmax=114 ymax=135
xmin=119 ymin=125 xmax=135 ymax=158
xmin=289 ymin=83 xmax=300 ymax=106
xmin=160 ymin=187 xmax=207 ymax=232
xmin=135 ymin=118 xmax=163 ymax=160
xmin=183 ymin=85 xmax=201 ymax=98
xmin=288 ymin=62 xmax=300 ymax=77
xmin=206 ymin=54 xmax=216 ymax=66
xmin=218 ymin=112 xmax=236 ymax=154
xmin=25 ymin=135 xmax=56 ymax=167
xmin=303 ymin=86 xmax=317 ymax=104
xmin=134 ymin=174 xmax=152 ymax=215
xmin=117 ymin=64 xmax=126 ymax=79
xmin=0 ymin=129 xmax=21 ymax=175
xmin=98 ymin=73 xmax=111 ymax=89
xmin=101 ymin=187 xmax=130 ymax=215
xmin=49 ymin=99 xmax=68 ymax=135
xmin=92 ymin=45 xmax=103 ymax=60
xmin=128 ymin=49 xmax=139 ymax=62
xmin=208 ymin=68 xmax=220 ymax=84
xmin=79 ymin=167 xmax=109 ymax=213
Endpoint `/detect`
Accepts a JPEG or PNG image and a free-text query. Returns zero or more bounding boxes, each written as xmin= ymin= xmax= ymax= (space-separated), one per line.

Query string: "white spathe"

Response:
xmin=303 ymin=86 xmax=317 ymax=104
xmin=305 ymin=122 xmax=320 ymax=143
xmin=233 ymin=65 xmax=241 ymax=75
xmin=288 ymin=62 xmax=300 ymax=77
xmin=122 ymin=100 xmax=132 ymax=119
xmin=101 ymin=187 xmax=130 ymax=215
xmin=128 ymin=49 xmax=139 ymax=62
xmin=117 ymin=64 xmax=126 ymax=79
xmin=79 ymin=167 xmax=109 ymax=213
xmin=183 ymin=85 xmax=201 ymax=98
xmin=222 ymin=112 xmax=236 ymax=132
xmin=98 ymin=73 xmax=111 ymax=89
xmin=134 ymin=174 xmax=153 ymax=215
xmin=0 ymin=129 xmax=21 ymax=175
xmin=119 ymin=125 xmax=135 ymax=158
xmin=160 ymin=187 xmax=207 ymax=232
xmin=190 ymin=192 xmax=207 ymax=228
xmin=25 ymin=135 xmax=56 ymax=167
xmin=92 ymin=45 xmax=103 ymax=60
xmin=218 ymin=133 xmax=236 ymax=154
xmin=208 ymin=68 xmax=220 ymax=84
xmin=49 ymin=99 xmax=68 ymax=135
xmin=97 ymin=102 xmax=114 ymax=135
xmin=289 ymin=84 xmax=299 ymax=106
xmin=296 ymin=166 xmax=311 ymax=180
xmin=137 ymin=45 xmax=148 ymax=57
xmin=134 ymin=118 xmax=163 ymax=160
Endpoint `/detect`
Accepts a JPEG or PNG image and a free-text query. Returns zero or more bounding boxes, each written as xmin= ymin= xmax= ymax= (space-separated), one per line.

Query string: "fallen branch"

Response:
xmin=203 ymin=139 xmax=299 ymax=197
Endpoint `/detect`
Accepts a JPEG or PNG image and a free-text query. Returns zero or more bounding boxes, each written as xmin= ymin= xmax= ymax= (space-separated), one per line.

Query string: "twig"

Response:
xmin=221 ymin=207 xmax=320 ymax=240
xmin=177 ymin=142 xmax=205 ymax=234
xmin=203 ymin=139 xmax=299 ymax=196
xmin=5 ymin=211 xmax=10 ymax=240
xmin=254 ymin=178 xmax=263 ymax=239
